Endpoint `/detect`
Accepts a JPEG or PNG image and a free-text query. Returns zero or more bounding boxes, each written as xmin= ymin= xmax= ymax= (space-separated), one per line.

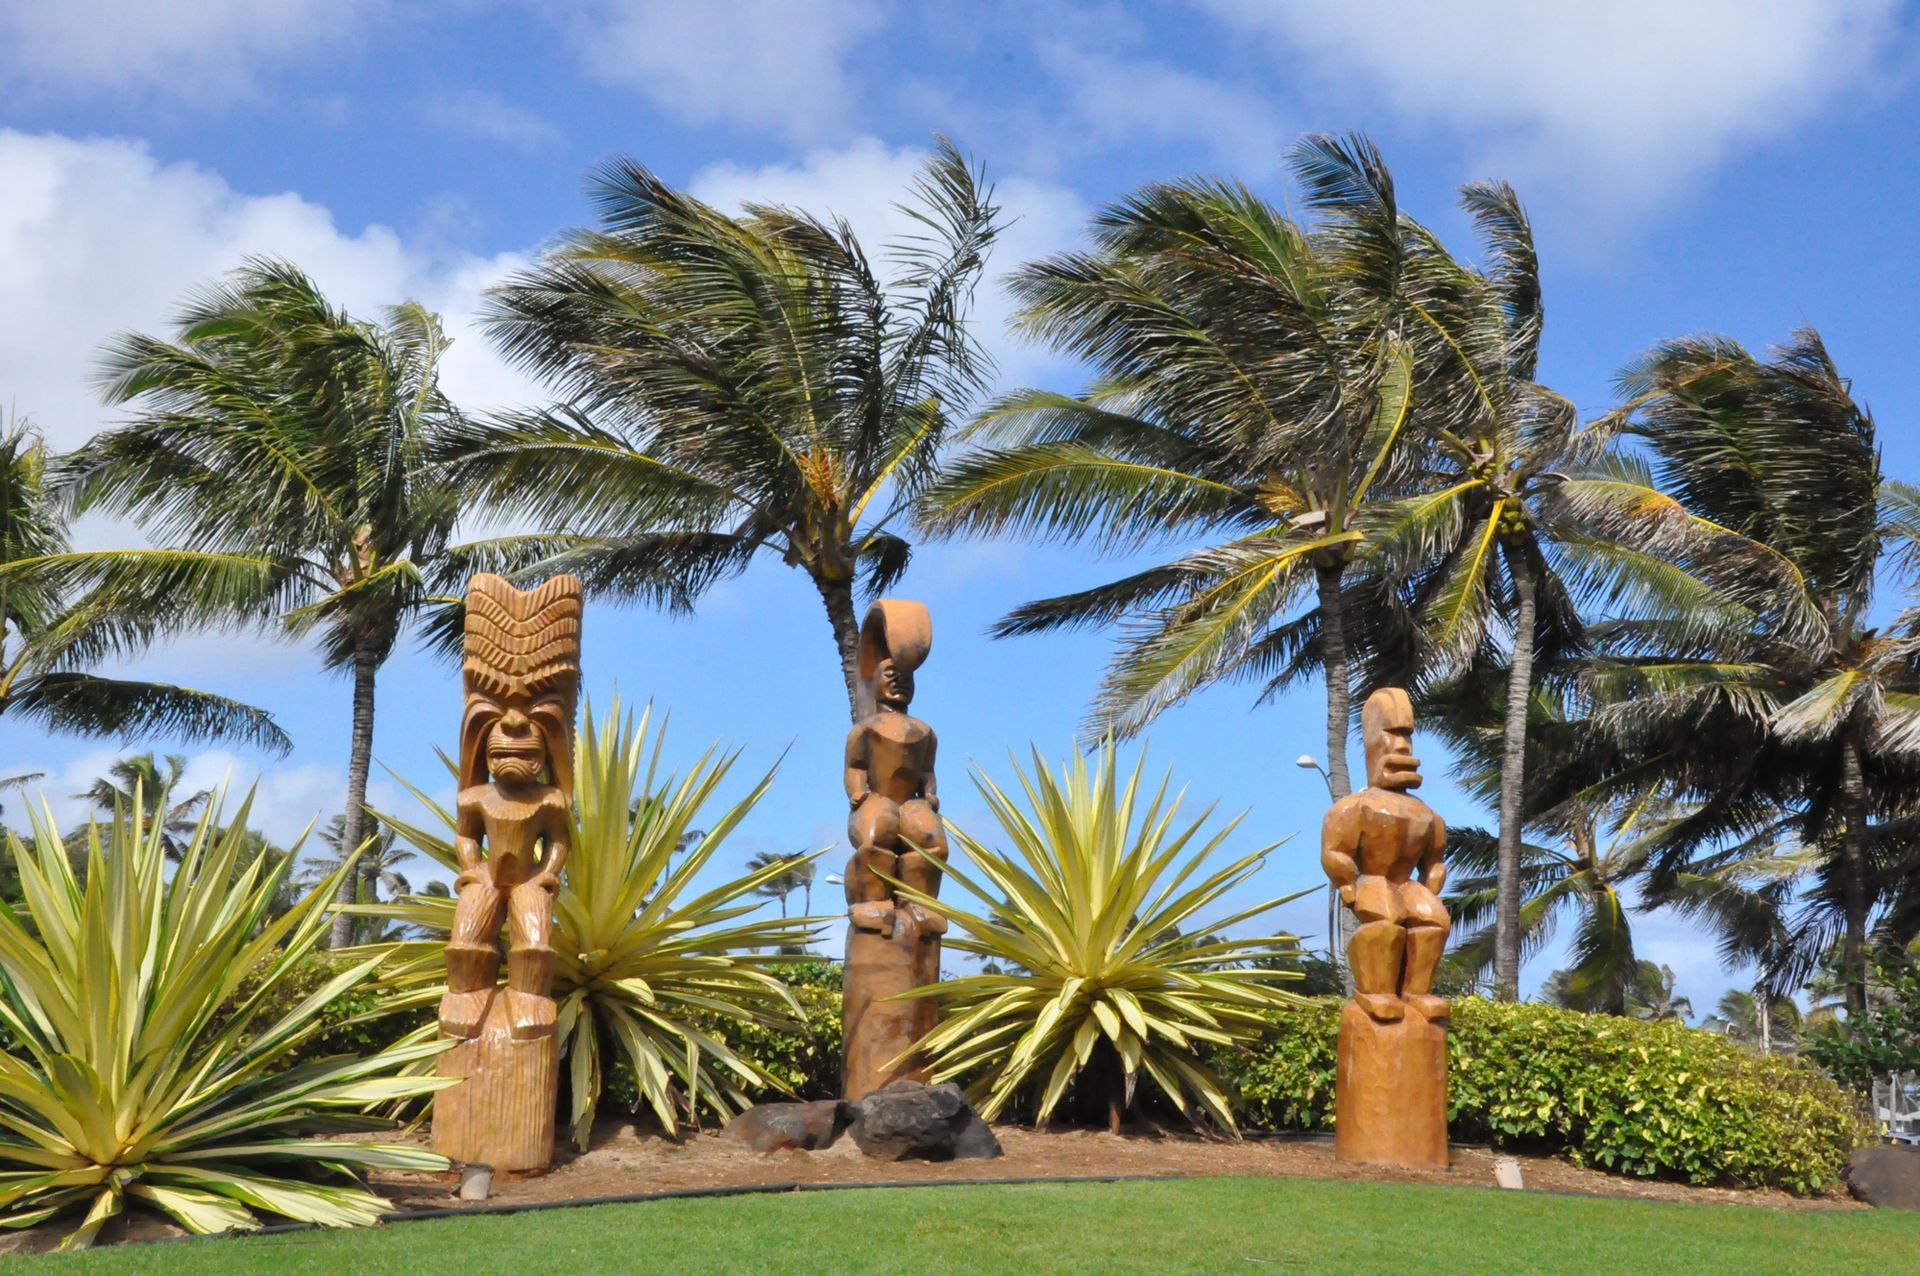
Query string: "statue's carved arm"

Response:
xmin=1418 ymin=811 xmax=1447 ymax=896
xmin=453 ymin=801 xmax=485 ymax=891
xmin=920 ymin=728 xmax=939 ymax=811
xmin=844 ymin=724 xmax=871 ymax=809
xmin=1321 ymin=802 xmax=1361 ymax=906
xmin=534 ymin=805 xmax=569 ymax=892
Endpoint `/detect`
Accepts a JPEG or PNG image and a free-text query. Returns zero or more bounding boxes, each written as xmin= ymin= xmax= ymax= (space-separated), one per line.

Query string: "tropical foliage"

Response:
xmin=922 ymin=136 xmax=1420 ymax=793
xmin=896 ymin=743 xmax=1305 ymax=1130
xmin=0 ymin=789 xmax=449 ymax=1249
xmin=11 ymin=262 xmax=511 ymax=945
xmin=447 ymin=143 xmax=1004 ymax=718
xmin=0 ymin=420 xmax=286 ymax=753
xmin=1571 ymin=329 xmax=1920 ymax=1014
xmin=348 ymin=701 xmax=817 ymax=1148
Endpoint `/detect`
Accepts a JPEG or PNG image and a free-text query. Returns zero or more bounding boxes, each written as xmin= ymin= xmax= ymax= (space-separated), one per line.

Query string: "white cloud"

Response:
xmin=0 ymin=130 xmax=542 ymax=676
xmin=689 ymin=137 xmax=1087 ymax=392
xmin=0 ymin=0 xmax=379 ymax=103
xmin=1205 ymin=0 xmax=1907 ymax=208
xmin=1036 ymin=43 xmax=1288 ymax=174
xmin=0 ymin=130 xmax=536 ymax=453
xmin=567 ymin=0 xmax=886 ymax=141
xmin=423 ymin=89 xmax=563 ymax=152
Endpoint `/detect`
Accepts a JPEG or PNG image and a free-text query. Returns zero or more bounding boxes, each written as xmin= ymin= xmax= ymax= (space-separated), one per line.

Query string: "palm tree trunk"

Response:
xmin=1757 ymin=990 xmax=1772 ymax=1057
xmin=328 ymin=637 xmax=380 ymax=949
xmin=813 ymin=573 xmax=866 ymax=722
xmin=1840 ymin=736 xmax=1871 ymax=1017
xmin=1493 ymin=548 xmax=1539 ymax=1002
xmin=1314 ymin=562 xmax=1356 ymax=991
xmin=1313 ymin=564 xmax=1353 ymax=799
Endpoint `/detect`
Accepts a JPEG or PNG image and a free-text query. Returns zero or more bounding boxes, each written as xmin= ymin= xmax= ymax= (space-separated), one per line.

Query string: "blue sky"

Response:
xmin=3 ymin=1 xmax=1917 ymax=1013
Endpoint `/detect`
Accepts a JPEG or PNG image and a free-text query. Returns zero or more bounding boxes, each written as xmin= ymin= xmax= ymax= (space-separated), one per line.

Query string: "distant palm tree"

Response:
xmin=452 ymin=142 xmax=1004 ymax=720
xmin=303 ymin=813 xmax=417 ymax=900
xmin=1704 ymin=988 xmax=1803 ymax=1055
xmin=22 ymin=262 xmax=511 ymax=946
xmin=0 ymin=419 xmax=286 ymax=753
xmin=71 ymin=751 xmax=210 ymax=858
xmin=1627 ymin=961 xmax=1693 ymax=1023
xmin=746 ymin=850 xmax=816 ymax=920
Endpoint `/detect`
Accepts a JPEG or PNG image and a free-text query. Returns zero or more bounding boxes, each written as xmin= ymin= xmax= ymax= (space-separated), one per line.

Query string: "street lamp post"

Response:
xmin=1296 ymin=754 xmax=1345 ymax=982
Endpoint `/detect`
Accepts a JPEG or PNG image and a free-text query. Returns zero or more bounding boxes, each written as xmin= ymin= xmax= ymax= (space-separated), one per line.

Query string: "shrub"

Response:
xmin=604 ymin=975 xmax=844 ymax=1116
xmin=1217 ymin=997 xmax=1868 ymax=1194
xmin=0 ymin=791 xmax=450 ymax=1250
xmin=905 ymin=743 xmax=1306 ymax=1130
xmin=355 ymin=700 xmax=818 ymax=1149
xmin=208 ymin=953 xmax=427 ymax=1071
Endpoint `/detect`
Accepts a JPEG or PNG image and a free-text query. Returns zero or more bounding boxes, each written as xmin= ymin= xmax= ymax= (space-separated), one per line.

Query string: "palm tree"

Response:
xmin=1704 ymin=988 xmax=1803 ymax=1055
xmin=1581 ymin=328 xmax=1920 ymax=1014
xmin=449 ymin=142 xmax=1003 ymax=720
xmin=1355 ymin=180 xmax=1755 ymax=999
xmin=303 ymin=813 xmax=417 ymax=899
xmin=1627 ymin=961 xmax=1693 ymax=1022
xmin=0 ymin=419 xmax=286 ymax=754
xmin=70 ymin=751 xmax=210 ymax=858
xmin=18 ymin=262 xmax=501 ymax=946
xmin=921 ymin=135 xmax=1415 ymax=792
xmin=745 ymin=849 xmax=815 ymax=920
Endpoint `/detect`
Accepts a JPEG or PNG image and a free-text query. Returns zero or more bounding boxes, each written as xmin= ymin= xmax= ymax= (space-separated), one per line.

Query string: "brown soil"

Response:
xmin=377 ymin=1119 xmax=1860 ymax=1215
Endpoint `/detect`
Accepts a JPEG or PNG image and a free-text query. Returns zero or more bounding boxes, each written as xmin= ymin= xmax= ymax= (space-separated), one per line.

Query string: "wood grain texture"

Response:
xmin=842 ymin=909 xmax=939 ymax=1101
xmin=1334 ymin=999 xmax=1448 ymax=1168
xmin=433 ymin=993 xmax=559 ymax=1172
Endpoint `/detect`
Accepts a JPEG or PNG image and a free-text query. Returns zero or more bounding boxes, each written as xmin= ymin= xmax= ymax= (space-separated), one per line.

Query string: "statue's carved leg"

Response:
xmin=1348 ymin=877 xmax=1406 ymax=1021
xmin=895 ymin=798 xmax=949 ymax=935
xmin=1399 ymin=882 xmax=1451 ymax=1020
xmin=440 ymin=879 xmax=505 ymax=1038
xmin=1349 ymin=920 xmax=1407 ymax=1022
xmin=504 ymin=880 xmax=557 ymax=1041
xmin=846 ymin=795 xmax=901 ymax=935
xmin=1401 ymin=922 xmax=1450 ymax=1020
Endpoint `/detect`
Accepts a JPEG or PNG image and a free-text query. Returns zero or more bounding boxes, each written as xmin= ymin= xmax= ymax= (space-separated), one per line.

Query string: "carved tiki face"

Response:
xmin=460 ymin=573 xmax=583 ymax=794
xmin=857 ymin=599 xmax=931 ymax=715
xmin=1362 ymin=688 xmax=1421 ymax=791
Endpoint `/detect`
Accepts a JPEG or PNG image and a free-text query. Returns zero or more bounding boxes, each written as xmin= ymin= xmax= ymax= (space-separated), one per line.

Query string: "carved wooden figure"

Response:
xmin=1321 ymin=687 xmax=1452 ymax=1168
xmin=841 ymin=599 xmax=947 ymax=1100
xmin=432 ymin=572 xmax=582 ymax=1173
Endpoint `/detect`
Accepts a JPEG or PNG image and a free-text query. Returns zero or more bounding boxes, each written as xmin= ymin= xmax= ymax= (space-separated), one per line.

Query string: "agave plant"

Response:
xmin=0 ymin=789 xmax=451 ymax=1250
xmin=895 ymin=744 xmax=1306 ymax=1132
xmin=352 ymin=700 xmax=818 ymax=1148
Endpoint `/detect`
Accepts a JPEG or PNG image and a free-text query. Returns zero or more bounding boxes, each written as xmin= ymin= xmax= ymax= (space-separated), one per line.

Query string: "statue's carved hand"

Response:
xmin=1338 ymin=884 xmax=1356 ymax=906
xmin=926 ymin=795 xmax=940 ymax=813
xmin=530 ymin=870 xmax=561 ymax=895
xmin=850 ymin=790 xmax=870 ymax=810
xmin=454 ymin=869 xmax=486 ymax=893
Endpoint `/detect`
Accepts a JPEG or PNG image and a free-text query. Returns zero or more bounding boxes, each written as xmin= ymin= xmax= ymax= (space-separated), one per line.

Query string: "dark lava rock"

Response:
xmin=1849 ymin=1143 xmax=1920 ymax=1210
xmin=848 ymin=1079 xmax=1003 ymax=1161
xmin=722 ymin=1099 xmax=850 ymax=1152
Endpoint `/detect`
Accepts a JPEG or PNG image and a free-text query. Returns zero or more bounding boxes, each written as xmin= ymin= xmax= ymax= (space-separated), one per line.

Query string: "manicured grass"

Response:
xmin=7 ymin=1177 xmax=1915 ymax=1275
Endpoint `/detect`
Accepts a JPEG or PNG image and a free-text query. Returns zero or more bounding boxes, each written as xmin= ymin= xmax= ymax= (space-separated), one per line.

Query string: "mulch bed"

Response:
xmin=377 ymin=1119 xmax=1860 ymax=1214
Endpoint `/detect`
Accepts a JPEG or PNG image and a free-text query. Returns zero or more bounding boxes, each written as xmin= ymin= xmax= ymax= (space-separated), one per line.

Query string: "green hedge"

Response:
xmin=1217 ymin=997 xmax=1868 ymax=1195
xmin=603 ymin=961 xmax=844 ymax=1116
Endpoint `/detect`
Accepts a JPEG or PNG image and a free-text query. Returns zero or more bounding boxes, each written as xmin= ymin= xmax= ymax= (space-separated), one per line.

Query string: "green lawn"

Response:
xmin=7 ymin=1177 xmax=1915 ymax=1275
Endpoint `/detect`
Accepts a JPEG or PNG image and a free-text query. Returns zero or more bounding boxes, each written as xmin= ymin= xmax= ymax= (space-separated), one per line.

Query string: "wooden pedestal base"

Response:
xmin=1334 ymin=999 xmax=1448 ymax=1168
xmin=842 ymin=908 xmax=940 ymax=1101
xmin=432 ymin=994 xmax=557 ymax=1172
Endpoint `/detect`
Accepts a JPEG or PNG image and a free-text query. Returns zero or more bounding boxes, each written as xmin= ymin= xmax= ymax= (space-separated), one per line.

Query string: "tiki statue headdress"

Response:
xmin=459 ymin=573 xmax=583 ymax=794
xmin=857 ymin=599 xmax=932 ymax=710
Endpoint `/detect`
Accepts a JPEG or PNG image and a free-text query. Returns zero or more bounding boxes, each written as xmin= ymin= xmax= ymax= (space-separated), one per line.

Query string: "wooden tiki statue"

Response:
xmin=432 ymin=572 xmax=582 ymax=1172
xmin=1321 ymin=687 xmax=1452 ymax=1168
xmin=840 ymin=599 xmax=947 ymax=1100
